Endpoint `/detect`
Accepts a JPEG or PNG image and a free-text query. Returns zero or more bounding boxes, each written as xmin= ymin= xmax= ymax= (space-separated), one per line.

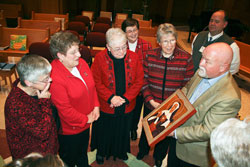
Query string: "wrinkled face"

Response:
xmin=209 ymin=11 xmax=227 ymax=36
xmin=125 ymin=25 xmax=139 ymax=43
xmin=199 ymin=49 xmax=221 ymax=78
xmin=59 ymin=43 xmax=81 ymax=71
xmin=32 ymin=74 xmax=52 ymax=91
xmin=159 ymin=34 xmax=176 ymax=56
xmin=107 ymin=37 xmax=127 ymax=59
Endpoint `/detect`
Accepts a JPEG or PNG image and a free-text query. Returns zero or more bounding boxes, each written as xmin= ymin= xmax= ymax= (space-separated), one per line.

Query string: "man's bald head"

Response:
xmin=199 ymin=43 xmax=233 ymax=78
xmin=206 ymin=42 xmax=233 ymax=67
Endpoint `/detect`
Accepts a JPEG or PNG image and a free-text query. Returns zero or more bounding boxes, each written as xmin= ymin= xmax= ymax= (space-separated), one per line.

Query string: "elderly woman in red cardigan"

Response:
xmin=90 ymin=28 xmax=144 ymax=164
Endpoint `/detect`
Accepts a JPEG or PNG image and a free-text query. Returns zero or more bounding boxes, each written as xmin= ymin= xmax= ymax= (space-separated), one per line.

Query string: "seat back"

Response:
xmin=0 ymin=27 xmax=49 ymax=48
xmin=116 ymin=13 xmax=128 ymax=20
xmin=18 ymin=17 xmax=61 ymax=35
xmin=31 ymin=11 xmax=69 ymax=30
xmin=100 ymin=11 xmax=112 ymax=21
xmin=29 ymin=42 xmax=53 ymax=62
xmin=68 ymin=21 xmax=86 ymax=35
xmin=139 ymin=26 xmax=157 ymax=37
xmin=82 ymin=11 xmax=94 ymax=22
xmin=138 ymin=19 xmax=152 ymax=28
xmin=92 ymin=23 xmax=110 ymax=34
xmin=132 ymin=14 xmax=144 ymax=20
xmin=72 ymin=15 xmax=90 ymax=31
xmin=114 ymin=19 xmax=125 ymax=28
xmin=85 ymin=32 xmax=106 ymax=47
xmin=79 ymin=44 xmax=92 ymax=66
xmin=235 ymin=40 xmax=250 ymax=77
xmin=73 ymin=15 xmax=90 ymax=26
xmin=31 ymin=11 xmax=69 ymax=21
xmin=96 ymin=17 xmax=111 ymax=26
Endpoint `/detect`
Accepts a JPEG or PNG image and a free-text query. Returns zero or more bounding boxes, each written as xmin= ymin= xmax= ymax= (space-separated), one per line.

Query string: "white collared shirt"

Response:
xmin=128 ymin=40 xmax=138 ymax=52
xmin=191 ymin=31 xmax=240 ymax=75
xmin=189 ymin=72 xmax=228 ymax=104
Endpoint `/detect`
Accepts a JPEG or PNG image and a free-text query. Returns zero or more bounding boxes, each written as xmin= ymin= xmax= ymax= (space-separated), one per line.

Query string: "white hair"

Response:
xmin=106 ymin=28 xmax=127 ymax=47
xmin=210 ymin=118 xmax=250 ymax=167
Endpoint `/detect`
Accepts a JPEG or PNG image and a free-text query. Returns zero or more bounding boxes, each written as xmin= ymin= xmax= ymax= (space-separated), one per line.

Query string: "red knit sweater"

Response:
xmin=5 ymin=80 xmax=58 ymax=159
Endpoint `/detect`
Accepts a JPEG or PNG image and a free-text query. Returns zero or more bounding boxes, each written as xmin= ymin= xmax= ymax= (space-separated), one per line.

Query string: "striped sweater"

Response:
xmin=142 ymin=46 xmax=194 ymax=110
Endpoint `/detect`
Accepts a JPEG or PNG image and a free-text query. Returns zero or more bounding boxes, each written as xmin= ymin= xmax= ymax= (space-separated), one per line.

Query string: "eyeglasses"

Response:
xmin=126 ymin=28 xmax=138 ymax=34
xmin=110 ymin=45 xmax=127 ymax=52
xmin=161 ymin=39 xmax=176 ymax=45
xmin=34 ymin=76 xmax=51 ymax=84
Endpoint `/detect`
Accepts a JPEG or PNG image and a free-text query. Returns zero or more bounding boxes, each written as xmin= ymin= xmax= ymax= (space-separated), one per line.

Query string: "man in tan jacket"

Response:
xmin=167 ymin=42 xmax=241 ymax=167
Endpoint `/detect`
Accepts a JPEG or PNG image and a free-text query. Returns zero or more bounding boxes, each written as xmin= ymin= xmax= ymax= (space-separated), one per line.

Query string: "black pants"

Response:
xmin=58 ymin=129 xmax=90 ymax=167
xmin=138 ymin=105 xmax=170 ymax=160
xmin=167 ymin=138 xmax=198 ymax=167
xmin=131 ymin=94 xmax=144 ymax=131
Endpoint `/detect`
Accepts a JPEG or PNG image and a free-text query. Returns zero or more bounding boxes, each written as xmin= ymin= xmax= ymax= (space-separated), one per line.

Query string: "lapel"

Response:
xmin=186 ymin=72 xmax=202 ymax=99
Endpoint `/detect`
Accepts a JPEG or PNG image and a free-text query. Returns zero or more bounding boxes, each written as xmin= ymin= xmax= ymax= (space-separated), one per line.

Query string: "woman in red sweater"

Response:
xmin=49 ymin=31 xmax=100 ymax=167
xmin=90 ymin=28 xmax=144 ymax=164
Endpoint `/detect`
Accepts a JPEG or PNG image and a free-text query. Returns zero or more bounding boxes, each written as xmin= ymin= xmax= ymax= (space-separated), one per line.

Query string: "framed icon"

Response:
xmin=142 ymin=89 xmax=197 ymax=146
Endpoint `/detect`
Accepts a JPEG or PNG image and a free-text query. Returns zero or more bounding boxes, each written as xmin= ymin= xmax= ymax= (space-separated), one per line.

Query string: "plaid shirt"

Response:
xmin=142 ymin=46 xmax=194 ymax=110
xmin=128 ymin=37 xmax=152 ymax=64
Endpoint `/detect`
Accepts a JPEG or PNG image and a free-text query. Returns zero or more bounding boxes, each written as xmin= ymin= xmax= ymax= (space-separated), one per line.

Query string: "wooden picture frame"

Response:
xmin=142 ymin=89 xmax=197 ymax=146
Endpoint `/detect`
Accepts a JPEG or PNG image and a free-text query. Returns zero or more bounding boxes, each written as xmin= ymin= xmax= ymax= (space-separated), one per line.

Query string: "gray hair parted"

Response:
xmin=157 ymin=23 xmax=178 ymax=43
xmin=17 ymin=54 xmax=51 ymax=86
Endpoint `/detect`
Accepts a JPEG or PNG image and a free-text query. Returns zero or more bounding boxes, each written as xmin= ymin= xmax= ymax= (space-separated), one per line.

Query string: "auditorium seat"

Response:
xmin=29 ymin=42 xmax=53 ymax=62
xmin=96 ymin=17 xmax=112 ymax=26
xmin=85 ymin=32 xmax=106 ymax=57
xmin=67 ymin=21 xmax=86 ymax=41
xmin=92 ymin=23 xmax=110 ymax=34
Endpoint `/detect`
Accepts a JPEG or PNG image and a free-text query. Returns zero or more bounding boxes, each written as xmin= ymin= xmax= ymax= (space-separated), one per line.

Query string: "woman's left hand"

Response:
xmin=92 ymin=107 xmax=100 ymax=121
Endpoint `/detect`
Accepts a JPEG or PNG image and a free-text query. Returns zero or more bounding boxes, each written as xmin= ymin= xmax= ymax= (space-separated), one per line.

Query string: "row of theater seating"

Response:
xmin=67 ymin=11 xmax=158 ymax=57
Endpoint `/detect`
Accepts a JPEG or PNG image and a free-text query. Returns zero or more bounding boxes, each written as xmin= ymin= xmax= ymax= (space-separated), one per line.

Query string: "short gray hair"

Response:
xmin=157 ymin=23 xmax=177 ymax=43
xmin=210 ymin=118 xmax=250 ymax=167
xmin=106 ymin=28 xmax=127 ymax=47
xmin=17 ymin=54 xmax=52 ymax=86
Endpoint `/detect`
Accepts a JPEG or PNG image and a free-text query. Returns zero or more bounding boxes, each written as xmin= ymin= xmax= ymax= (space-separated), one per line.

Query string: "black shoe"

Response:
xmin=131 ymin=130 xmax=137 ymax=140
xmin=96 ymin=155 xmax=104 ymax=165
xmin=155 ymin=159 xmax=162 ymax=167
xmin=136 ymin=152 xmax=147 ymax=160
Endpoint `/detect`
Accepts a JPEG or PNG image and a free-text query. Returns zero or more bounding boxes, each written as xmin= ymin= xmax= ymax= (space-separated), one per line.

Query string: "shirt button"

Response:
xmin=73 ymin=127 xmax=75 ymax=129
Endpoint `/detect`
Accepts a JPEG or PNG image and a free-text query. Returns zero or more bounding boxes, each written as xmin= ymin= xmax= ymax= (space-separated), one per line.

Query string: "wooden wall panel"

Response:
xmin=40 ymin=0 xmax=60 ymax=14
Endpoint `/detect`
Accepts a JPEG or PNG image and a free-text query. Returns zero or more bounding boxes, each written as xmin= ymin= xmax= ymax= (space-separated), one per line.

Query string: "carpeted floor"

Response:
xmin=0 ymin=129 xmax=156 ymax=167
